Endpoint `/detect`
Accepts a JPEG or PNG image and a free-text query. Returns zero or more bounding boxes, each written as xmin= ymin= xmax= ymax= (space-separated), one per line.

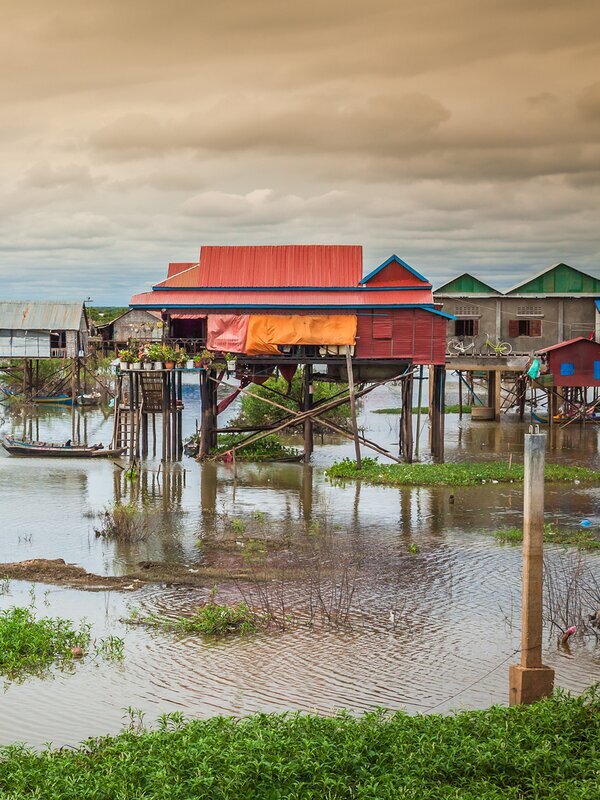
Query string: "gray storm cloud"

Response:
xmin=0 ymin=0 xmax=599 ymax=301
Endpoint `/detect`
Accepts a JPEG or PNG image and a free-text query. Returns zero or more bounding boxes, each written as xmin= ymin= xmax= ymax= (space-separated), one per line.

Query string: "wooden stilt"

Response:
xmin=401 ymin=373 xmax=414 ymax=463
xmin=458 ymin=370 xmax=463 ymax=420
xmin=303 ymin=364 xmax=313 ymax=463
xmin=431 ymin=364 xmax=445 ymax=462
xmin=161 ymin=372 xmax=168 ymax=463
xmin=345 ymin=346 xmax=361 ymax=468
xmin=415 ymin=365 xmax=424 ymax=459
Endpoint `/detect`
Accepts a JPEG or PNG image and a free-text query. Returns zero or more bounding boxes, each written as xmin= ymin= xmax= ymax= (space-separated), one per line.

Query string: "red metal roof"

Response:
xmin=157 ymin=245 xmax=363 ymax=289
xmin=167 ymin=262 xmax=197 ymax=278
xmin=537 ymin=336 xmax=598 ymax=354
xmin=130 ymin=286 xmax=437 ymax=309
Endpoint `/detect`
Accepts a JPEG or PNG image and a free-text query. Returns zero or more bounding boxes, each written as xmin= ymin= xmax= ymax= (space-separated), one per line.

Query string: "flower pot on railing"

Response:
xmin=165 ymin=360 xmax=175 ymax=370
xmin=153 ymin=362 xmax=163 ymax=370
xmin=142 ymin=362 xmax=153 ymax=371
xmin=119 ymin=361 xmax=129 ymax=371
xmin=131 ymin=361 xmax=142 ymax=370
xmin=186 ymin=359 xmax=195 ymax=370
xmin=227 ymin=360 xmax=236 ymax=371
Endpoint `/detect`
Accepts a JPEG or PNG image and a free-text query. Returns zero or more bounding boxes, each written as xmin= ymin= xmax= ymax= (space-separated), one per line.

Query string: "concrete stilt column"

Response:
xmin=509 ymin=430 xmax=555 ymax=704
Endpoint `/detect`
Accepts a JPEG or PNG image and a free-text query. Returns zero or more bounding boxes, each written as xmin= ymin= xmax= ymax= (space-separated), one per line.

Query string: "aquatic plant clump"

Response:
xmin=494 ymin=523 xmax=600 ymax=550
xmin=0 ymin=690 xmax=599 ymax=798
xmin=94 ymin=503 xmax=148 ymax=541
xmin=127 ymin=601 xmax=258 ymax=637
xmin=373 ymin=404 xmax=472 ymax=414
xmin=326 ymin=457 xmax=600 ymax=487
xmin=214 ymin=433 xmax=299 ymax=461
xmin=0 ymin=607 xmax=123 ymax=682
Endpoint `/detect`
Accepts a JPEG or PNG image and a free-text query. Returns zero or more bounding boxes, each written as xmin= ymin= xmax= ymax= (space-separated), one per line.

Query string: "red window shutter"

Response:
xmin=373 ymin=317 xmax=393 ymax=339
xmin=509 ymin=320 xmax=519 ymax=337
xmin=530 ymin=320 xmax=542 ymax=337
xmin=472 ymin=319 xmax=479 ymax=336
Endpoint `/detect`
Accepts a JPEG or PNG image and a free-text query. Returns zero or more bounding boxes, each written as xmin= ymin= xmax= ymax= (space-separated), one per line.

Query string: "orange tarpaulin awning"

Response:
xmin=245 ymin=315 xmax=357 ymax=356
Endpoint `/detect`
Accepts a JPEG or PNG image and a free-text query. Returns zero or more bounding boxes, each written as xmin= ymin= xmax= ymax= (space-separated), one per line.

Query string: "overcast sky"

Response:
xmin=2 ymin=0 xmax=600 ymax=303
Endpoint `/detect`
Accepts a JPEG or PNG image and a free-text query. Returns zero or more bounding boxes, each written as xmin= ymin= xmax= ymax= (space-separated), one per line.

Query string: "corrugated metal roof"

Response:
xmin=537 ymin=336 xmax=599 ymax=354
xmin=129 ymin=289 xmax=456 ymax=320
xmin=167 ymin=262 xmax=197 ymax=278
xmin=131 ymin=287 xmax=434 ymax=308
xmin=0 ymin=302 xmax=85 ymax=331
xmin=157 ymin=245 xmax=363 ymax=288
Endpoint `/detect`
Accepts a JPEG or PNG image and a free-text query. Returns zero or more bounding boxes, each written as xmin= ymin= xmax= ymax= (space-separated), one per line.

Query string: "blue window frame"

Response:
xmin=594 ymin=361 xmax=600 ymax=380
xmin=560 ymin=362 xmax=575 ymax=376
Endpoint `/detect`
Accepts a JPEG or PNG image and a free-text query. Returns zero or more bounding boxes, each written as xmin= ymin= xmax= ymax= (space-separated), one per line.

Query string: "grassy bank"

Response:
xmin=495 ymin=523 xmax=600 ymax=550
xmin=373 ymin=404 xmax=472 ymax=414
xmin=0 ymin=691 xmax=598 ymax=798
xmin=326 ymin=457 xmax=599 ymax=487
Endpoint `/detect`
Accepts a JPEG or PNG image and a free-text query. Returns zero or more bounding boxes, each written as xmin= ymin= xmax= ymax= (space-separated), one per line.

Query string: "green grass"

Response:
xmin=373 ymin=404 xmax=472 ymax=414
xmin=0 ymin=690 xmax=599 ymax=798
xmin=326 ymin=457 xmax=600 ymax=487
xmin=0 ymin=607 xmax=123 ymax=682
xmin=127 ymin=601 xmax=258 ymax=637
xmin=494 ymin=522 xmax=600 ymax=550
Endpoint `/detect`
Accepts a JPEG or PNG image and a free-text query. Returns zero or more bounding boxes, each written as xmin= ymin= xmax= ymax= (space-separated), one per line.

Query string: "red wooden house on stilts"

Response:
xmin=130 ymin=245 xmax=453 ymax=462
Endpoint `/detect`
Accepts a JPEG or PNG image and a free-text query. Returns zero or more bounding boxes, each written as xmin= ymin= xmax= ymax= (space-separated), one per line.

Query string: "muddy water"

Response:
xmin=0 ymin=378 xmax=599 ymax=747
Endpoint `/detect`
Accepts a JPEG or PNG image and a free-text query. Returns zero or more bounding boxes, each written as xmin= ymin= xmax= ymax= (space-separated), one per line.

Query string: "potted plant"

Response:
xmin=140 ymin=347 xmax=153 ymax=371
xmin=131 ymin=354 xmax=142 ymax=370
xmin=147 ymin=343 xmax=164 ymax=370
xmin=163 ymin=346 xmax=176 ymax=370
xmin=199 ymin=348 xmax=214 ymax=369
xmin=118 ymin=349 xmax=133 ymax=371
xmin=176 ymin=349 xmax=188 ymax=369
xmin=225 ymin=352 xmax=236 ymax=371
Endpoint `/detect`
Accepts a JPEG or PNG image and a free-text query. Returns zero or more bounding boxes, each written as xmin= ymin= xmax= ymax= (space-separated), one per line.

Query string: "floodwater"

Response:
xmin=0 ymin=377 xmax=599 ymax=747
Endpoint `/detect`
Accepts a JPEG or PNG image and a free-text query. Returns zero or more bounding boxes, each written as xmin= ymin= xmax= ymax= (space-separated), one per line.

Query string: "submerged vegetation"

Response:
xmin=213 ymin=433 xmax=299 ymax=461
xmin=373 ymin=404 xmax=472 ymax=414
xmin=94 ymin=503 xmax=148 ymax=541
xmin=326 ymin=457 xmax=600 ymax=487
xmin=0 ymin=691 xmax=598 ymax=798
xmin=127 ymin=597 xmax=258 ymax=637
xmin=495 ymin=522 xmax=600 ymax=550
xmin=0 ymin=606 xmax=123 ymax=682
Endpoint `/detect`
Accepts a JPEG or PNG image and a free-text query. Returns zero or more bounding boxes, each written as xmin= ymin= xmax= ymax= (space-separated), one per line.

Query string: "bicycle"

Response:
xmin=481 ymin=333 xmax=512 ymax=356
xmin=446 ymin=337 xmax=476 ymax=356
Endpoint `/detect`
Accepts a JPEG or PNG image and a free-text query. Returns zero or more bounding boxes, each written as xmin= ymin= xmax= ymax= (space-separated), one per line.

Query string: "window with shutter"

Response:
xmin=509 ymin=319 xmax=542 ymax=336
xmin=454 ymin=319 xmax=479 ymax=336
xmin=560 ymin=362 xmax=575 ymax=376
xmin=373 ymin=317 xmax=392 ymax=339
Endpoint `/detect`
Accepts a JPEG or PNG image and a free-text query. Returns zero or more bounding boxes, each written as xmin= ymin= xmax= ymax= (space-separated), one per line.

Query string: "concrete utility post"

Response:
xmin=509 ymin=428 xmax=555 ymax=705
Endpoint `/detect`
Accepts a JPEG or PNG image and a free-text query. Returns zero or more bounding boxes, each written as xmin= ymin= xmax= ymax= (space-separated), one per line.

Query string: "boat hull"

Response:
xmin=1 ymin=437 xmax=126 ymax=458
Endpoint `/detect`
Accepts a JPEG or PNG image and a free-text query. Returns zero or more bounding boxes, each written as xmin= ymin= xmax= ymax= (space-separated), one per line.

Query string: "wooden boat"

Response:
xmin=1 ymin=435 xmax=126 ymax=458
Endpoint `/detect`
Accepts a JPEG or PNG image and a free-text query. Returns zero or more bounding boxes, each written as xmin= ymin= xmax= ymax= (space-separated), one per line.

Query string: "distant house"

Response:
xmin=0 ymin=301 xmax=89 ymax=359
xmin=434 ymin=263 xmax=600 ymax=354
xmin=536 ymin=337 xmax=600 ymax=388
xmin=96 ymin=309 xmax=163 ymax=351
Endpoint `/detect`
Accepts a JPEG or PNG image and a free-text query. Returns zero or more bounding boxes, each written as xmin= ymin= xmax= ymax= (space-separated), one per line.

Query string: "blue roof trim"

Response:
xmin=131 ymin=302 xmax=455 ymax=320
xmin=595 ymin=299 xmax=600 ymax=312
xmin=360 ymin=255 xmax=430 ymax=285
xmin=152 ymin=284 xmax=431 ymax=292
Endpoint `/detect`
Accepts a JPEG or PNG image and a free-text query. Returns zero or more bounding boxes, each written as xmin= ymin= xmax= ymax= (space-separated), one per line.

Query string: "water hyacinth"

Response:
xmin=326 ymin=458 xmax=600 ymax=487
